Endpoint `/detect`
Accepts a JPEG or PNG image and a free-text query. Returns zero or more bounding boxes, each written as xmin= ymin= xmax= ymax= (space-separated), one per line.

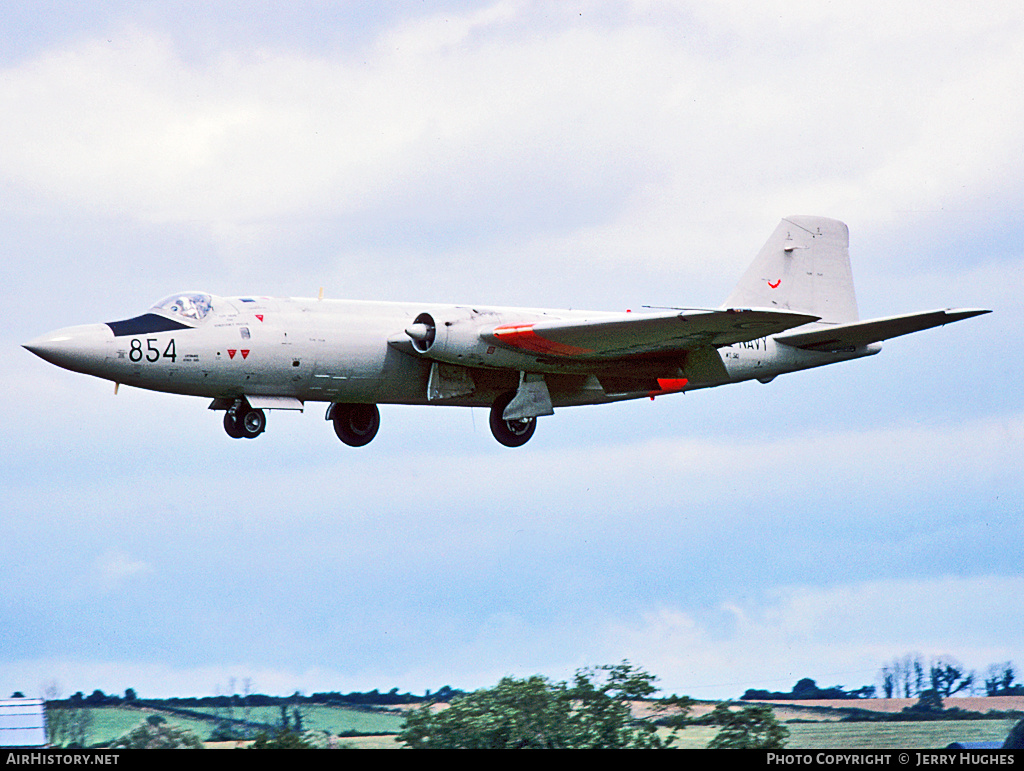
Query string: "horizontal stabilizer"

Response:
xmin=485 ymin=308 xmax=819 ymax=360
xmin=774 ymin=309 xmax=990 ymax=352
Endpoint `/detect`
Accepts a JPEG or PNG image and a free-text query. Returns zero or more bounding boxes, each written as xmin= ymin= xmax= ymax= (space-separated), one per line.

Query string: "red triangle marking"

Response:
xmin=227 ymin=349 xmax=236 ymax=359
xmin=241 ymin=349 xmax=250 ymax=359
xmin=255 ymin=314 xmax=263 ymax=322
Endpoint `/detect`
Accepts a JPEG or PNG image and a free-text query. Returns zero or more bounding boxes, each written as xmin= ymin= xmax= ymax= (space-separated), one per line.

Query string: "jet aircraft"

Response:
xmin=24 ymin=216 xmax=989 ymax=447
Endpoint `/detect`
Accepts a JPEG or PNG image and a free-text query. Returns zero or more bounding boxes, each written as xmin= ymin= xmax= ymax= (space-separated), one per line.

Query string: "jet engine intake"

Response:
xmin=405 ymin=309 xmax=491 ymax=366
xmin=406 ymin=312 xmax=436 ymax=353
xmin=404 ymin=309 xmax=558 ymax=371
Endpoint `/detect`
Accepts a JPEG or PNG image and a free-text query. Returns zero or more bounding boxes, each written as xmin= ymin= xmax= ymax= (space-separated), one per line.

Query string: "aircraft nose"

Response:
xmin=23 ymin=323 xmax=114 ymax=375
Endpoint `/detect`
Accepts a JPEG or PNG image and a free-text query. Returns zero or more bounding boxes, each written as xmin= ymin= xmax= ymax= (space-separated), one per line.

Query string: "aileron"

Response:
xmin=775 ymin=309 xmax=990 ymax=352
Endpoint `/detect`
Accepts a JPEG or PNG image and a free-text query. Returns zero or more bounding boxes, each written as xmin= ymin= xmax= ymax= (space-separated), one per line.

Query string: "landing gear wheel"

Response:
xmin=223 ymin=410 xmax=245 ymax=439
xmin=331 ymin=403 xmax=380 ymax=447
xmin=223 ymin=404 xmax=265 ymax=439
xmin=239 ymin=408 xmax=266 ymax=438
xmin=489 ymin=390 xmax=537 ymax=447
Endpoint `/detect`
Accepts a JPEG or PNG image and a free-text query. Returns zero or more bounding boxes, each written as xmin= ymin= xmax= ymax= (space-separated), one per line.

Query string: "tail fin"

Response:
xmin=722 ymin=216 xmax=859 ymax=324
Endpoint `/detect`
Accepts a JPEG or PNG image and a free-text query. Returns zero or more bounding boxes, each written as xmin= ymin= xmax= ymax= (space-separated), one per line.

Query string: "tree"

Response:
xmin=791 ymin=678 xmax=819 ymax=699
xmin=705 ymin=704 xmax=789 ymax=749
xmin=398 ymin=662 xmax=685 ymax=749
xmin=110 ymin=721 xmax=203 ymax=749
xmin=250 ymin=728 xmax=316 ymax=749
xmin=43 ymin=683 xmax=74 ymax=747
xmin=880 ymin=665 xmax=896 ymax=698
xmin=208 ymin=720 xmax=246 ymax=742
xmin=985 ymin=663 xmax=1019 ymax=696
xmin=43 ymin=683 xmax=93 ymax=749
xmin=742 ymin=679 xmax=873 ymax=701
xmin=929 ymin=657 xmax=973 ymax=697
xmin=903 ymin=689 xmax=944 ymax=714
xmin=880 ymin=654 xmax=928 ymax=698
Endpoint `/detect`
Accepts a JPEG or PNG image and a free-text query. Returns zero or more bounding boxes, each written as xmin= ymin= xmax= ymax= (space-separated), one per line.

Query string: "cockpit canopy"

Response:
xmin=106 ymin=292 xmax=216 ymax=337
xmin=151 ymin=292 xmax=214 ymax=322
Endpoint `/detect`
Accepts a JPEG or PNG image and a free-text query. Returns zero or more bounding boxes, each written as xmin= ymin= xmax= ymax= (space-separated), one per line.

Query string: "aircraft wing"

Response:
xmin=483 ymin=308 xmax=819 ymax=360
xmin=774 ymin=308 xmax=991 ymax=352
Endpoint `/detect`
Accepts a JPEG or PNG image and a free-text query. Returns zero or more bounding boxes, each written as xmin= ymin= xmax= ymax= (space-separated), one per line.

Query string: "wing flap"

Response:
xmin=483 ymin=308 xmax=819 ymax=360
xmin=774 ymin=308 xmax=991 ymax=352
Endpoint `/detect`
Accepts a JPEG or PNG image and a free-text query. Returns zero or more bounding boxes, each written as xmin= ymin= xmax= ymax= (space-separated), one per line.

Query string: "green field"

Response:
xmin=228 ymin=704 xmax=404 ymax=735
xmin=52 ymin=706 xmax=211 ymax=747
xmin=53 ymin=705 xmax=1018 ymax=749
xmin=49 ymin=704 xmax=404 ymax=747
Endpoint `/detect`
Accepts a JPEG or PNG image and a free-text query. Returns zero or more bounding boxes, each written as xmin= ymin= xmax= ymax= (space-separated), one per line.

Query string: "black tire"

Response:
xmin=332 ymin=403 xmax=380 ymax=447
xmin=489 ymin=391 xmax=537 ymax=447
xmin=239 ymin=408 xmax=266 ymax=438
xmin=224 ymin=410 xmax=245 ymax=439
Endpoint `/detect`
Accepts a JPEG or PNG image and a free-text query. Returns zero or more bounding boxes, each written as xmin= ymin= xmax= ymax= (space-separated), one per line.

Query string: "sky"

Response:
xmin=2 ymin=0 xmax=1022 ymax=703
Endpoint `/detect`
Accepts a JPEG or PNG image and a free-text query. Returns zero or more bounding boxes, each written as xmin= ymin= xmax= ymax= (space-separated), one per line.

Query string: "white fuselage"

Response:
xmin=25 ymin=294 xmax=879 ymax=410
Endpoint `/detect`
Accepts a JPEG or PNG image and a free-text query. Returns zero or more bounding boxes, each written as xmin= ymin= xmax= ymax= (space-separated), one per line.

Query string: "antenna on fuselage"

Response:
xmin=318 ymin=287 xmax=324 ymax=301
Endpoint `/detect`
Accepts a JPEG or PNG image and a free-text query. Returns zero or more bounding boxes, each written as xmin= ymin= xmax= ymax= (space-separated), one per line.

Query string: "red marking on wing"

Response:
xmin=768 ymin=279 xmax=781 ymax=289
xmin=241 ymin=349 xmax=250 ymax=359
xmin=255 ymin=314 xmax=264 ymax=322
xmin=648 ymin=377 xmax=689 ymax=400
xmin=491 ymin=324 xmax=593 ymax=356
xmin=227 ymin=349 xmax=237 ymax=359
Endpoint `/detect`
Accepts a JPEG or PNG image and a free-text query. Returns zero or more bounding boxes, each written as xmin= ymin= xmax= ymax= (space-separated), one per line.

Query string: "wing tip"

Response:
xmin=942 ymin=308 xmax=992 ymax=321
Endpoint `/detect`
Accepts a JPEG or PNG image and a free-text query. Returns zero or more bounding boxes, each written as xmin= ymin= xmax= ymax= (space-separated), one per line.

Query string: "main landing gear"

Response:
xmin=489 ymin=390 xmax=537 ymax=447
xmin=328 ymin=403 xmax=380 ymax=447
xmin=223 ymin=400 xmax=266 ymax=439
xmin=217 ymin=396 xmax=538 ymax=447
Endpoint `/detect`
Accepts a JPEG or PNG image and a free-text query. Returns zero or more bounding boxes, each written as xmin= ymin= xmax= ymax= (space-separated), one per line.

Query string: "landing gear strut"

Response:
xmin=489 ymin=390 xmax=537 ymax=447
xmin=223 ymin=400 xmax=266 ymax=439
xmin=329 ymin=403 xmax=380 ymax=446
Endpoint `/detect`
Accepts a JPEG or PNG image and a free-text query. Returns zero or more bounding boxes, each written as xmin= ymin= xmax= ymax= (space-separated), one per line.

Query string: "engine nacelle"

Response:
xmin=404 ymin=308 xmax=541 ymax=370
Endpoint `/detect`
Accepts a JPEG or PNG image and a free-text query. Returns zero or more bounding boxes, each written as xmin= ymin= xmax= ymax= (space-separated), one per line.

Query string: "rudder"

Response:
xmin=722 ymin=216 xmax=859 ymax=324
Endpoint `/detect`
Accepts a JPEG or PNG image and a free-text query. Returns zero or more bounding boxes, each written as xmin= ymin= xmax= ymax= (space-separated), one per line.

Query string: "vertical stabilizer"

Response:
xmin=722 ymin=216 xmax=859 ymax=323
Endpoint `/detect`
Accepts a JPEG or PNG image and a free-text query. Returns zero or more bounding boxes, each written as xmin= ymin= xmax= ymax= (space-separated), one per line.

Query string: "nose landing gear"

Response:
xmin=223 ymin=399 xmax=266 ymax=439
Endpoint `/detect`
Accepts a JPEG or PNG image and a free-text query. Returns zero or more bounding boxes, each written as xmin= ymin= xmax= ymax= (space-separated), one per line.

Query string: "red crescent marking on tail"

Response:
xmin=768 ymin=279 xmax=781 ymax=289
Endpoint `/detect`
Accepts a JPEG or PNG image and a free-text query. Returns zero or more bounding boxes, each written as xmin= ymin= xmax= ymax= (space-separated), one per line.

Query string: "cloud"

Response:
xmin=93 ymin=551 xmax=153 ymax=592
xmin=603 ymin=575 xmax=1024 ymax=699
xmin=9 ymin=574 xmax=1021 ymax=700
xmin=1 ymin=1 xmax=1023 ymax=278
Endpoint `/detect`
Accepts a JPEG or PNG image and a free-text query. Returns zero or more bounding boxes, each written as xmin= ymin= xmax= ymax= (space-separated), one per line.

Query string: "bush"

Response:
xmin=705 ymin=703 xmax=789 ymax=749
xmin=398 ymin=662 xmax=683 ymax=749
xmin=110 ymin=721 xmax=204 ymax=749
